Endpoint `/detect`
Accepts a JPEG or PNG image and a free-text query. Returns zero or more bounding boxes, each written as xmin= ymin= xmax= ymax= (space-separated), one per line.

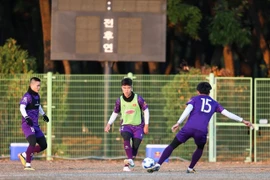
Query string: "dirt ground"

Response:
xmin=1 ymin=159 xmax=270 ymax=180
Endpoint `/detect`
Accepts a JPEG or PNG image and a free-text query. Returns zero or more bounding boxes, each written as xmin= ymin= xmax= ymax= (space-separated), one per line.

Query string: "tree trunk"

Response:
xmin=193 ymin=40 xmax=202 ymax=69
xmin=39 ymin=0 xmax=54 ymax=72
xmin=62 ymin=60 xmax=71 ymax=74
xmin=165 ymin=33 xmax=174 ymax=75
xmin=134 ymin=62 xmax=144 ymax=74
xmin=223 ymin=45 xmax=234 ymax=76
xmin=258 ymin=11 xmax=270 ymax=75
xmin=148 ymin=62 xmax=159 ymax=74
xmin=194 ymin=55 xmax=201 ymax=69
xmin=194 ymin=45 xmax=201 ymax=69
xmin=112 ymin=62 xmax=120 ymax=74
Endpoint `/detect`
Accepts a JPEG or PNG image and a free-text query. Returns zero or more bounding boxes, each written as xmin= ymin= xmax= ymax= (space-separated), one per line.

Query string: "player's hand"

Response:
xmin=144 ymin=124 xmax=149 ymax=134
xmin=104 ymin=124 xmax=111 ymax=133
xmin=25 ymin=116 xmax=33 ymax=126
xmin=171 ymin=123 xmax=180 ymax=132
xmin=242 ymin=120 xmax=254 ymax=129
xmin=43 ymin=114 xmax=49 ymax=123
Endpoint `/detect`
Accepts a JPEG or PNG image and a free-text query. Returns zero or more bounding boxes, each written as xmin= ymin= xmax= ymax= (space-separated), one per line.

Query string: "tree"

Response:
xmin=165 ymin=0 xmax=202 ymax=74
xmin=167 ymin=0 xmax=202 ymax=40
xmin=0 ymin=38 xmax=36 ymax=73
xmin=208 ymin=0 xmax=251 ymax=76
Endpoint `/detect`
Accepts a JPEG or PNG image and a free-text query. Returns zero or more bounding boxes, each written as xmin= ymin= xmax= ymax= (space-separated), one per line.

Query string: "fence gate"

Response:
xmin=209 ymin=77 xmax=253 ymax=162
xmin=254 ymin=79 xmax=270 ymax=162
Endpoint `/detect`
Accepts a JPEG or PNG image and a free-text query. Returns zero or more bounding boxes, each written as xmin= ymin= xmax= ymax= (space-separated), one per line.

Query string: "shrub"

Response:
xmin=0 ymin=38 xmax=36 ymax=74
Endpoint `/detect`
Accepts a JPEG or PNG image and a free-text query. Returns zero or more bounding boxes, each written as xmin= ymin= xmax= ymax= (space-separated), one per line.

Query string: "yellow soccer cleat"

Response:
xmin=24 ymin=166 xmax=35 ymax=171
xmin=18 ymin=153 xmax=26 ymax=167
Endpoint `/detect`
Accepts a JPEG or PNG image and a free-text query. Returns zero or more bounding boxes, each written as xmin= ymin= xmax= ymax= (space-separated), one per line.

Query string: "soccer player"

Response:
xmin=18 ymin=77 xmax=49 ymax=170
xmin=104 ymin=77 xmax=150 ymax=172
xmin=147 ymin=82 xmax=254 ymax=173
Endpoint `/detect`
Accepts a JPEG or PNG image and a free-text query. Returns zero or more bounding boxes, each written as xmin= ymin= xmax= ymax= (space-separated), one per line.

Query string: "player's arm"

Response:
xmin=20 ymin=104 xmax=28 ymax=118
xmin=138 ymin=96 xmax=150 ymax=134
xmin=39 ymin=105 xmax=49 ymax=122
xmin=104 ymin=112 xmax=118 ymax=132
xmin=221 ymin=109 xmax=254 ymax=129
xmin=143 ymin=108 xmax=149 ymax=134
xmin=172 ymin=104 xmax=193 ymax=132
xmin=20 ymin=96 xmax=34 ymax=126
xmin=39 ymin=105 xmax=45 ymax=115
xmin=105 ymin=99 xmax=120 ymax=133
xmin=20 ymin=104 xmax=33 ymax=126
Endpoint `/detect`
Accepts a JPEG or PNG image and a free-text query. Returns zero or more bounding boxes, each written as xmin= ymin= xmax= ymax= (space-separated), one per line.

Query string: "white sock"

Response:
xmin=22 ymin=152 xmax=26 ymax=158
xmin=26 ymin=163 xmax=31 ymax=167
xmin=188 ymin=167 xmax=193 ymax=171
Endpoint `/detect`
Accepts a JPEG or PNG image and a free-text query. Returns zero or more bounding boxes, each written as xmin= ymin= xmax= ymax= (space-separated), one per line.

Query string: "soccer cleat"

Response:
xmin=186 ymin=168 xmax=196 ymax=173
xmin=18 ymin=153 xmax=26 ymax=167
xmin=24 ymin=166 xmax=35 ymax=171
xmin=124 ymin=159 xmax=135 ymax=168
xmin=147 ymin=164 xmax=160 ymax=173
xmin=123 ymin=166 xmax=131 ymax=172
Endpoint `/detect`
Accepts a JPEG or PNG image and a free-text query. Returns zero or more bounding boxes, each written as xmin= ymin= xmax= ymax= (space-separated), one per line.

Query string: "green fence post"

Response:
xmin=208 ymin=73 xmax=216 ymax=162
xmin=46 ymin=72 xmax=52 ymax=160
xmin=248 ymin=78 xmax=253 ymax=162
xmin=103 ymin=62 xmax=112 ymax=157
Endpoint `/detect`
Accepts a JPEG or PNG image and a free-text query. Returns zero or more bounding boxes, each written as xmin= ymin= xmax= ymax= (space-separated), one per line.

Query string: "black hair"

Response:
xmin=196 ymin=82 xmax=212 ymax=94
xmin=30 ymin=77 xmax=41 ymax=82
xmin=121 ymin=78 xmax=132 ymax=86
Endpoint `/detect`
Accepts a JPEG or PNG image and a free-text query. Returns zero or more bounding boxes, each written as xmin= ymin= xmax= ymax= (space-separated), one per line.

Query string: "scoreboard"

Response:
xmin=51 ymin=0 xmax=166 ymax=62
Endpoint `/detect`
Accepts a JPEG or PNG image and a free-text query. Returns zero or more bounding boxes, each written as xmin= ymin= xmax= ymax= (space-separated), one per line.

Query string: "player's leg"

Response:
xmin=186 ymin=143 xmax=205 ymax=173
xmin=187 ymin=130 xmax=207 ymax=173
xmin=131 ymin=138 xmax=141 ymax=158
xmin=160 ymin=137 xmax=182 ymax=165
xmin=121 ymin=131 xmax=133 ymax=159
xmin=32 ymin=128 xmax=47 ymax=153
xmin=34 ymin=136 xmax=47 ymax=153
xmin=131 ymin=126 xmax=144 ymax=159
xmin=147 ymin=137 xmax=183 ymax=173
xmin=19 ymin=125 xmax=35 ymax=170
xmin=147 ymin=128 xmax=191 ymax=173
xmin=24 ymin=135 xmax=37 ymax=170
xmin=121 ymin=131 xmax=134 ymax=171
xmin=158 ymin=128 xmax=192 ymax=166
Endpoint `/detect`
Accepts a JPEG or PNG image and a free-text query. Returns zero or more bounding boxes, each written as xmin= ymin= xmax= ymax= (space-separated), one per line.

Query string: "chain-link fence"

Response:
xmin=0 ymin=73 xmax=268 ymax=162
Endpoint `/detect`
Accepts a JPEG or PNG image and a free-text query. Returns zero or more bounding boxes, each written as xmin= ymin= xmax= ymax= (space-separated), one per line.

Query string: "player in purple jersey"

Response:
xmin=104 ymin=78 xmax=150 ymax=172
xmin=18 ymin=77 xmax=49 ymax=170
xmin=147 ymin=82 xmax=254 ymax=173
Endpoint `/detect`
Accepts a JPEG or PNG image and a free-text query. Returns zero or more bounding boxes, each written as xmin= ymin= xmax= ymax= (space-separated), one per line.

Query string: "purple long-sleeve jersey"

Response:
xmin=183 ymin=95 xmax=224 ymax=133
xmin=20 ymin=92 xmax=40 ymax=126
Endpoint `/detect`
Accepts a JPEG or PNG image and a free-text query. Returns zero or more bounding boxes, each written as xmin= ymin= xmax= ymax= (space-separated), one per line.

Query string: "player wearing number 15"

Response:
xmin=147 ymin=82 xmax=254 ymax=173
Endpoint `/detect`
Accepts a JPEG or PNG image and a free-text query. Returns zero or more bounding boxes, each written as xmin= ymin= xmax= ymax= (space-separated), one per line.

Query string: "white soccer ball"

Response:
xmin=142 ymin=157 xmax=155 ymax=169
